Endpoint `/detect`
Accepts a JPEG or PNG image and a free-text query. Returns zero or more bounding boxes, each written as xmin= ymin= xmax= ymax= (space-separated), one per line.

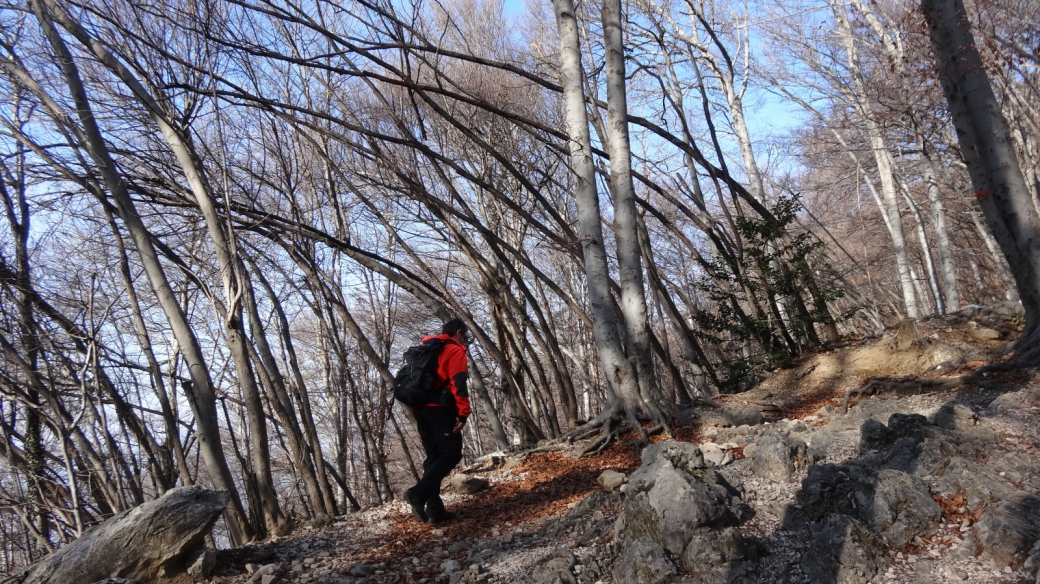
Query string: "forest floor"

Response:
xmin=212 ymin=303 xmax=1040 ymax=584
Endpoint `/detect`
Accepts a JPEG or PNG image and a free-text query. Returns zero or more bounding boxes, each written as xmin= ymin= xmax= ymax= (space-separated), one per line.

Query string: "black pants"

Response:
xmin=411 ymin=406 xmax=463 ymax=502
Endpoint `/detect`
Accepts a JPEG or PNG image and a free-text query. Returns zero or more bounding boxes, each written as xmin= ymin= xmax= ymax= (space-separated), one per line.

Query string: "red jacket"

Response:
xmin=421 ymin=334 xmax=471 ymax=417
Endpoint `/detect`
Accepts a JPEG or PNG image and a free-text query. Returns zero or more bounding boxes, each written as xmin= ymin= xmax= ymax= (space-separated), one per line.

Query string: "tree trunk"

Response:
xmin=920 ymin=140 xmax=961 ymax=312
xmin=922 ymin=0 xmax=1040 ymax=346
xmin=830 ymin=0 xmax=918 ymax=318
xmin=552 ymin=0 xmax=663 ymax=446
xmin=601 ymin=0 xmax=661 ymax=408
xmin=241 ymin=269 xmax=332 ymax=519
xmin=246 ymin=259 xmax=339 ymax=516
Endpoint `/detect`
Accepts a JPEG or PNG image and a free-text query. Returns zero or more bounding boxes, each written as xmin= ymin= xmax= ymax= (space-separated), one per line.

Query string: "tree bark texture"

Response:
xmin=922 ymin=0 xmax=1040 ymax=344
xmin=601 ymin=0 xmax=663 ymax=413
xmin=551 ymin=0 xmax=648 ymax=429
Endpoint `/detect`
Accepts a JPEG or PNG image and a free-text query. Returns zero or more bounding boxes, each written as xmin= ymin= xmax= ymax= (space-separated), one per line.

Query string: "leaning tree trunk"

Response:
xmin=552 ymin=0 xmax=664 ymax=450
xmin=29 ymin=0 xmax=254 ymax=544
xmin=64 ymin=25 xmax=286 ymax=534
xmin=922 ymin=0 xmax=1040 ymax=347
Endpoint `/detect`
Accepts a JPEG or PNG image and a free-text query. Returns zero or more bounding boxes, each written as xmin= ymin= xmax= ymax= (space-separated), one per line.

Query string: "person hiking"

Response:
xmin=402 ymin=319 xmax=471 ymax=524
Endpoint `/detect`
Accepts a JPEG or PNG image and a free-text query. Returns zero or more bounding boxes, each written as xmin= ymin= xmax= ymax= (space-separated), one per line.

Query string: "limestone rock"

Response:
xmin=17 ymin=486 xmax=228 ymax=584
xmin=639 ymin=439 xmax=708 ymax=473
xmin=185 ymin=547 xmax=217 ymax=579
xmin=797 ymin=463 xmax=940 ymax=547
xmin=618 ymin=440 xmax=751 ymax=582
xmin=931 ymin=403 xmax=985 ymax=432
xmin=677 ymin=526 xmax=756 ymax=577
xmin=858 ymin=469 xmax=941 ymax=547
xmin=597 ymin=469 xmax=626 ymax=492
xmin=700 ymin=442 xmax=727 ymax=467
xmin=612 ymin=538 xmax=678 ymax=584
xmin=933 ymin=457 xmax=1017 ymax=508
xmin=802 ymin=514 xmax=888 ymax=584
xmin=975 ymin=493 xmax=1040 ymax=565
xmin=748 ymin=430 xmax=805 ymax=481
xmin=451 ymin=474 xmax=489 ymax=494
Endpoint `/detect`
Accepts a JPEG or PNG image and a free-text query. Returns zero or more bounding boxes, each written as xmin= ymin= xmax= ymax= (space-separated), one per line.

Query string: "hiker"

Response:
xmin=402 ymin=319 xmax=471 ymax=524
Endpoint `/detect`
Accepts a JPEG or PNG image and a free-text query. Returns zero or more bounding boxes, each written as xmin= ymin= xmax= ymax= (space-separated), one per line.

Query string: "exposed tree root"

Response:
xmin=549 ymin=399 xmax=673 ymax=457
xmin=843 ymin=375 xmax=970 ymax=413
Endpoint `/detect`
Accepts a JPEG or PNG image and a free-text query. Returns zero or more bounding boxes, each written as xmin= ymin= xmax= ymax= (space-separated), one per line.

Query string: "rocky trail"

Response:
xmin=206 ymin=303 xmax=1040 ymax=584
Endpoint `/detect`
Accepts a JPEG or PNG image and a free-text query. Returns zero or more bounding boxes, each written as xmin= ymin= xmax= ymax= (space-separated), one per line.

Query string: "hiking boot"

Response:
xmin=427 ymin=509 xmax=457 ymax=524
xmin=425 ymin=494 xmax=457 ymax=524
xmin=403 ymin=488 xmax=428 ymax=523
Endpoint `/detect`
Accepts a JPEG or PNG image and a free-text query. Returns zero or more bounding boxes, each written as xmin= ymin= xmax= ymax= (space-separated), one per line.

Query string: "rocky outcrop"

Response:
xmin=795 ymin=463 xmax=941 ymax=548
xmin=744 ymin=430 xmax=806 ymax=481
xmin=11 ymin=486 xmax=228 ymax=584
xmin=802 ymin=513 xmax=888 ymax=584
xmin=612 ymin=539 xmax=677 ymax=584
xmin=974 ymin=493 xmax=1040 ymax=565
xmin=612 ymin=441 xmax=756 ymax=584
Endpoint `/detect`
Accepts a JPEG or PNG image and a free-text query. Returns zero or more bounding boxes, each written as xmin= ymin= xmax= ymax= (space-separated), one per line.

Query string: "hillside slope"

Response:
xmin=212 ymin=304 xmax=1039 ymax=584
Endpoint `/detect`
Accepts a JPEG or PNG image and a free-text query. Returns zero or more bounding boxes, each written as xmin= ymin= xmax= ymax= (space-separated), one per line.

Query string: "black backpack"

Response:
xmin=393 ymin=339 xmax=447 ymax=407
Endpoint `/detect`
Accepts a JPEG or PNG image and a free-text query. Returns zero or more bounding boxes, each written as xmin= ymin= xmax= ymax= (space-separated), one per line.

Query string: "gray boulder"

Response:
xmin=618 ymin=440 xmax=752 ymax=582
xmin=931 ymin=403 xmax=984 ymax=432
xmin=639 ymin=439 xmax=709 ymax=472
xmin=857 ymin=469 xmax=941 ymax=547
xmin=15 ymin=486 xmax=228 ymax=584
xmin=859 ymin=411 xmax=995 ymax=479
xmin=883 ymin=436 xmax=976 ymax=477
xmin=623 ymin=445 xmax=745 ymax=554
xmin=612 ymin=538 xmax=678 ymax=584
xmin=974 ymin=493 xmax=1040 ymax=565
xmin=598 ymin=470 xmax=626 ymax=492
xmin=746 ymin=431 xmax=805 ymax=481
xmin=802 ymin=514 xmax=888 ymax=584
xmin=796 ymin=464 xmax=940 ymax=547
xmin=451 ymin=474 xmax=489 ymax=494
xmin=184 ymin=547 xmax=217 ymax=579
xmin=933 ymin=457 xmax=1017 ymax=508
xmin=678 ymin=526 xmax=756 ymax=577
